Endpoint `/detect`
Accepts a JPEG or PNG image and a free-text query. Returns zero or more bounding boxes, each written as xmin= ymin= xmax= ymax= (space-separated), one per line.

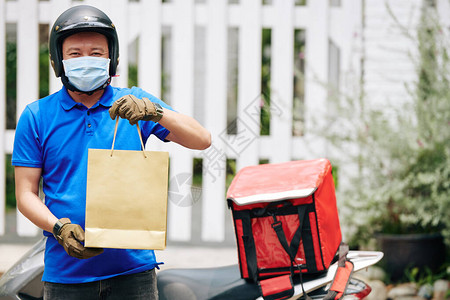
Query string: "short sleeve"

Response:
xmin=12 ymin=106 xmax=43 ymax=168
xmin=129 ymin=87 xmax=173 ymax=142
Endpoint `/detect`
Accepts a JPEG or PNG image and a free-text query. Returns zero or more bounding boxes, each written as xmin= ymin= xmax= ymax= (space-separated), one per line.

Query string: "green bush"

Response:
xmin=5 ymin=155 xmax=16 ymax=210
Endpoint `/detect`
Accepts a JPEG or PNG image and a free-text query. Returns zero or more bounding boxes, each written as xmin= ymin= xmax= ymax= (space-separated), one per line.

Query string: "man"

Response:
xmin=12 ymin=5 xmax=210 ymax=300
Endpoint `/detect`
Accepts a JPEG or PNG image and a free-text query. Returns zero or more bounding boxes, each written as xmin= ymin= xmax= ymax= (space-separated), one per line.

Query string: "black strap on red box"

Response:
xmin=270 ymin=204 xmax=317 ymax=273
xmin=270 ymin=207 xmax=313 ymax=300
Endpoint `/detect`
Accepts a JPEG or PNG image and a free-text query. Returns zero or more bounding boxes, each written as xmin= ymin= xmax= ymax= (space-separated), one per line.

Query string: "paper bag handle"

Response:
xmin=110 ymin=117 xmax=147 ymax=158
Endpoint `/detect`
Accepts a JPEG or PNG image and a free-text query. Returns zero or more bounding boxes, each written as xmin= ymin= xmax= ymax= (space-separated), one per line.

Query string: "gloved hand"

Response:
xmin=109 ymin=95 xmax=164 ymax=125
xmin=54 ymin=218 xmax=104 ymax=259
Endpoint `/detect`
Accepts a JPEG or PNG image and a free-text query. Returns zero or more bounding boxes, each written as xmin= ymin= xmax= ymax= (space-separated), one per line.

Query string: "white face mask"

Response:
xmin=62 ymin=56 xmax=111 ymax=92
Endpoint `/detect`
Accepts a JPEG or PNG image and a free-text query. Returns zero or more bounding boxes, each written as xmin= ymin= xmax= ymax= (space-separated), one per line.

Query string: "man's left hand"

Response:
xmin=54 ymin=218 xmax=104 ymax=259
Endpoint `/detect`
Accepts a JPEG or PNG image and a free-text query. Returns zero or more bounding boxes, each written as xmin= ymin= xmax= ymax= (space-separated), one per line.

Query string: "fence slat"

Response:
xmin=16 ymin=0 xmax=39 ymax=236
xmin=201 ymin=0 xmax=228 ymax=242
xmin=236 ymin=0 xmax=262 ymax=171
xmin=270 ymin=0 xmax=294 ymax=163
xmin=49 ymin=0 xmax=70 ymax=94
xmin=138 ymin=0 xmax=162 ymax=98
xmin=0 ymin=0 xmax=6 ymax=236
xmin=167 ymin=0 xmax=195 ymax=242
xmin=302 ymin=0 xmax=329 ymax=158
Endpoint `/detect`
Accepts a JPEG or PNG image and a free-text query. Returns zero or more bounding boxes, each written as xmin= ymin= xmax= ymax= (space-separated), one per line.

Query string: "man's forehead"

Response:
xmin=63 ymin=32 xmax=108 ymax=46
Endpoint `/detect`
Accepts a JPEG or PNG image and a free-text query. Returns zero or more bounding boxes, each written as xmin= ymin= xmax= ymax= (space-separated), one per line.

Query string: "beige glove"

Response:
xmin=109 ymin=95 xmax=164 ymax=125
xmin=54 ymin=218 xmax=104 ymax=259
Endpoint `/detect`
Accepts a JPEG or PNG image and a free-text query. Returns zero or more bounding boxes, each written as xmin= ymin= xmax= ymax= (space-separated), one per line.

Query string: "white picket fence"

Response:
xmin=2 ymin=0 xmax=445 ymax=243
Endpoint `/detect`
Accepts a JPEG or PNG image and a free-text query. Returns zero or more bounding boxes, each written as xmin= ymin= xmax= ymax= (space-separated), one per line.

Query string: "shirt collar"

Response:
xmin=60 ymin=85 xmax=114 ymax=111
xmin=98 ymin=85 xmax=114 ymax=108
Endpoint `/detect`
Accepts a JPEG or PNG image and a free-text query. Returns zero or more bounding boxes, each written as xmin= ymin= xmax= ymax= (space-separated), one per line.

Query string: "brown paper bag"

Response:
xmin=85 ymin=118 xmax=169 ymax=250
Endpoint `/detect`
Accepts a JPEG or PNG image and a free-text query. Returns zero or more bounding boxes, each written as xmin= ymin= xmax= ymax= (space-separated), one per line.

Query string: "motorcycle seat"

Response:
xmin=157 ymin=264 xmax=261 ymax=300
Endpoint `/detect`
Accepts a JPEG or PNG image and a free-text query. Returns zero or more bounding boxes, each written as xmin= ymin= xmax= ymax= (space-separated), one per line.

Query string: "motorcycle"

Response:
xmin=157 ymin=249 xmax=383 ymax=300
xmin=0 ymin=237 xmax=382 ymax=300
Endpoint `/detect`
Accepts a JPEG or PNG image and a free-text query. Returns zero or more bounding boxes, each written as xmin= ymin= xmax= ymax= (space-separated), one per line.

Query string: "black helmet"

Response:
xmin=49 ymin=5 xmax=120 ymax=78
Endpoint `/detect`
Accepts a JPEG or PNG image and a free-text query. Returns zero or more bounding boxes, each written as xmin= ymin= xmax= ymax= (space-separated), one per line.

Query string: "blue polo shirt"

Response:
xmin=12 ymin=86 xmax=172 ymax=283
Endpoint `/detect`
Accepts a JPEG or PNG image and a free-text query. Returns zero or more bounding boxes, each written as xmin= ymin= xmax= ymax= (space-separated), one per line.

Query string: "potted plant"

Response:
xmin=368 ymin=141 xmax=448 ymax=281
